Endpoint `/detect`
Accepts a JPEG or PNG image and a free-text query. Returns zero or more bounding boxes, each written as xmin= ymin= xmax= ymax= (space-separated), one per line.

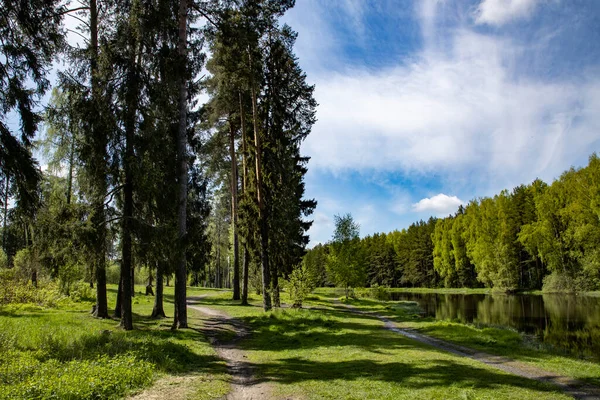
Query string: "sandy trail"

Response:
xmin=187 ymin=296 xmax=272 ymax=400
xmin=336 ymin=300 xmax=600 ymax=400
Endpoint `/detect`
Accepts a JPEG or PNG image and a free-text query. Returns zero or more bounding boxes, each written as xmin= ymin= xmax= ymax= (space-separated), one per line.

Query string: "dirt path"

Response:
xmin=336 ymin=300 xmax=600 ymax=400
xmin=187 ymin=296 xmax=272 ymax=400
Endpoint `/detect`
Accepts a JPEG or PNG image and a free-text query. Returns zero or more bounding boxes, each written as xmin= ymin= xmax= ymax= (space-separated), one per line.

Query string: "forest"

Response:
xmin=1 ymin=0 xmax=316 ymax=330
xmin=304 ymin=155 xmax=600 ymax=293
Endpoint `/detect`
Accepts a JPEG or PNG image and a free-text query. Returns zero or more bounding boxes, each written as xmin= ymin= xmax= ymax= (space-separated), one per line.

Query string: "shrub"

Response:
xmin=0 ymin=268 xmax=63 ymax=307
xmin=542 ymin=272 xmax=576 ymax=293
xmin=57 ymin=262 xmax=84 ymax=295
xmin=106 ymin=261 xmax=120 ymax=284
xmin=13 ymin=248 xmax=39 ymax=282
xmin=286 ymin=264 xmax=316 ymax=308
xmin=0 ymin=248 xmax=7 ymax=269
xmin=69 ymin=280 xmax=95 ymax=302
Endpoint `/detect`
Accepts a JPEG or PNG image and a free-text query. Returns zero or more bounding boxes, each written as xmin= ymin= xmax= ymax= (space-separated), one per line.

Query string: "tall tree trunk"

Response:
xmin=66 ymin=134 xmax=75 ymax=205
xmin=118 ymin=21 xmax=141 ymax=330
xmin=173 ymin=0 xmax=189 ymax=329
xmin=152 ymin=261 xmax=166 ymax=318
xmin=239 ymin=93 xmax=249 ymax=306
xmin=2 ymin=175 xmax=8 ymax=253
xmin=272 ymin=268 xmax=280 ymax=307
xmin=250 ymin=81 xmax=271 ymax=311
xmin=90 ymin=0 xmax=108 ymax=319
xmin=229 ymin=122 xmax=240 ymax=300
xmin=114 ymin=275 xmax=122 ymax=318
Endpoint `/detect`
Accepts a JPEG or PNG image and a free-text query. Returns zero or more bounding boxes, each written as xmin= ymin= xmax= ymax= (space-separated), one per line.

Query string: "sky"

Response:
xmin=278 ymin=0 xmax=600 ymax=245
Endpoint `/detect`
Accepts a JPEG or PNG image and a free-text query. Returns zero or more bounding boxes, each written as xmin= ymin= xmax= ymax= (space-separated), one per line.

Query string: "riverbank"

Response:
xmin=335 ymin=295 xmax=600 ymax=389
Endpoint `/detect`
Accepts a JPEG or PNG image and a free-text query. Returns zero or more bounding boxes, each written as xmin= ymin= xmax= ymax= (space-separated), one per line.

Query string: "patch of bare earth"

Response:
xmin=128 ymin=373 xmax=208 ymax=400
xmin=337 ymin=300 xmax=600 ymax=400
xmin=187 ymin=297 xmax=273 ymax=400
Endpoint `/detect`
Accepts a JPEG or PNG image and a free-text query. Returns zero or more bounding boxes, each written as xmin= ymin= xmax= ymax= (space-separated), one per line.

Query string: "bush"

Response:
xmin=13 ymin=248 xmax=39 ymax=282
xmin=0 ymin=248 xmax=7 ymax=269
xmin=542 ymin=272 xmax=576 ymax=293
xmin=371 ymin=285 xmax=391 ymax=301
xmin=0 ymin=268 xmax=64 ymax=307
xmin=57 ymin=262 xmax=84 ymax=295
xmin=69 ymin=280 xmax=95 ymax=302
xmin=286 ymin=264 xmax=316 ymax=308
xmin=106 ymin=262 xmax=120 ymax=284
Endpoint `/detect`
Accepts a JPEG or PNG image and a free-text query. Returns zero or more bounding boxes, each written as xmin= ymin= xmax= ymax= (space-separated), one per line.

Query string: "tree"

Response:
xmin=1 ymin=0 xmax=64 ymax=216
xmin=326 ymin=214 xmax=365 ymax=298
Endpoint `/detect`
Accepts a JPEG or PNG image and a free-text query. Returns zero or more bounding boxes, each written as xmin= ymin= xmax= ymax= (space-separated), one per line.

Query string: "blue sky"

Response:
xmin=279 ymin=0 xmax=600 ymax=245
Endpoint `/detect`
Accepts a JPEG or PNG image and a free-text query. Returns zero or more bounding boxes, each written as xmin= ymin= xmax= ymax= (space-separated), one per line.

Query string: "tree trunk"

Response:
xmin=242 ymin=247 xmax=249 ymax=305
xmin=118 ymin=23 xmax=141 ymax=330
xmin=66 ymin=134 xmax=75 ymax=205
xmin=239 ymin=92 xmax=249 ymax=306
xmin=2 ymin=175 xmax=8 ymax=253
xmin=229 ymin=122 xmax=240 ymax=300
xmin=272 ymin=270 xmax=280 ymax=307
xmin=152 ymin=262 xmax=166 ymax=318
xmin=90 ymin=0 xmax=108 ymax=319
xmin=250 ymin=82 xmax=271 ymax=311
xmin=173 ymin=0 xmax=189 ymax=330
xmin=114 ymin=275 xmax=122 ymax=318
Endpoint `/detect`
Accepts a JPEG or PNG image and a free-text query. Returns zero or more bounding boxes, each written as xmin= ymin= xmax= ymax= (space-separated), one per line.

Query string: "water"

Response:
xmin=389 ymin=291 xmax=600 ymax=358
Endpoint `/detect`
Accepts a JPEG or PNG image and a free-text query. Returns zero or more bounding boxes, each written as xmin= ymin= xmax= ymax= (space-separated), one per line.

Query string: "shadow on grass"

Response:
xmin=255 ymin=356 xmax=562 ymax=394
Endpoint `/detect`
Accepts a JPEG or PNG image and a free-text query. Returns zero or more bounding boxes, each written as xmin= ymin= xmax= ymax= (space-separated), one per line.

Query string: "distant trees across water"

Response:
xmin=304 ymin=154 xmax=600 ymax=293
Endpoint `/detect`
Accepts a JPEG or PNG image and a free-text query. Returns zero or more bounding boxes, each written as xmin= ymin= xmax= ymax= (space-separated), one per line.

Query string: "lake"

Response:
xmin=389 ymin=291 xmax=600 ymax=358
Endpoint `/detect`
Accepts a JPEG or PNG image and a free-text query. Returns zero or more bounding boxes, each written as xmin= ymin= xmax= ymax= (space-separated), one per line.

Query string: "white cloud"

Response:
xmin=301 ymin=27 xmax=600 ymax=194
xmin=474 ymin=0 xmax=543 ymax=26
xmin=412 ymin=194 xmax=464 ymax=214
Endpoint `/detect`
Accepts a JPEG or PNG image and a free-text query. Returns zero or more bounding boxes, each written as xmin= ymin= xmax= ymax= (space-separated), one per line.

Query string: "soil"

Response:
xmin=187 ymin=297 xmax=273 ymax=400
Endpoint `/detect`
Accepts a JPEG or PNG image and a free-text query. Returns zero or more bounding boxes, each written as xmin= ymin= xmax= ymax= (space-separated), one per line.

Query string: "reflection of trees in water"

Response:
xmin=402 ymin=292 xmax=600 ymax=359
xmin=542 ymin=295 xmax=600 ymax=358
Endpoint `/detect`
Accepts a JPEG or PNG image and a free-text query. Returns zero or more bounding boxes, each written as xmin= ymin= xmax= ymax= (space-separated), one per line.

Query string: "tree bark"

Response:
xmin=250 ymin=82 xmax=271 ymax=311
xmin=173 ymin=0 xmax=189 ymax=329
xmin=229 ymin=121 xmax=240 ymax=300
xmin=66 ymin=133 xmax=75 ymax=205
xmin=90 ymin=0 xmax=108 ymax=319
xmin=239 ymin=92 xmax=249 ymax=306
xmin=2 ymin=175 xmax=8 ymax=253
xmin=152 ymin=261 xmax=166 ymax=318
xmin=114 ymin=275 xmax=122 ymax=318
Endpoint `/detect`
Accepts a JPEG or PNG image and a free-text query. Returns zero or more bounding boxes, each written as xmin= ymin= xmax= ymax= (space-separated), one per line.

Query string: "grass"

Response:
xmin=0 ymin=284 xmax=229 ymax=400
xmin=190 ymin=290 xmax=572 ymax=399
xmin=2 ymin=284 xmax=598 ymax=399
xmin=330 ymin=295 xmax=600 ymax=388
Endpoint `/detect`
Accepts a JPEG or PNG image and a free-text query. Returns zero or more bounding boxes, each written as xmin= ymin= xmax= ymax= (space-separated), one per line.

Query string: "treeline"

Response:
xmin=304 ymin=155 xmax=600 ymax=292
xmin=1 ymin=0 xmax=315 ymax=327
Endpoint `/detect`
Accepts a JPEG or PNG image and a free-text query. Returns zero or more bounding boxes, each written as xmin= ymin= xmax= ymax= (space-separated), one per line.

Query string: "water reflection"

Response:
xmin=389 ymin=292 xmax=600 ymax=358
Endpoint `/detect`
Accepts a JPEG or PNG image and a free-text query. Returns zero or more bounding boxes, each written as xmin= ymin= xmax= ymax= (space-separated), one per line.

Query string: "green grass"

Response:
xmin=188 ymin=290 xmax=571 ymax=399
xmin=0 ymin=284 xmax=229 ymax=400
xmin=334 ymin=295 xmax=600 ymax=388
xmin=2 ymin=284 xmax=598 ymax=399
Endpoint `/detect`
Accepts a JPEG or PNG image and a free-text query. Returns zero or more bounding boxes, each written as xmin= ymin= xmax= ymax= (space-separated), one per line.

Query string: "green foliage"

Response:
xmin=0 ymin=353 xmax=153 ymax=400
xmin=68 ymin=281 xmax=95 ymax=302
xmin=0 ymin=249 xmax=6 ymax=269
xmin=0 ymin=268 xmax=63 ymax=306
xmin=286 ymin=264 xmax=316 ymax=307
xmin=13 ymin=248 xmax=39 ymax=282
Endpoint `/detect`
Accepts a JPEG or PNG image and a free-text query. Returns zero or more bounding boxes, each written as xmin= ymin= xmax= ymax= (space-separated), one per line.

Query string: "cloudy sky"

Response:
xmin=279 ymin=0 xmax=600 ymax=245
